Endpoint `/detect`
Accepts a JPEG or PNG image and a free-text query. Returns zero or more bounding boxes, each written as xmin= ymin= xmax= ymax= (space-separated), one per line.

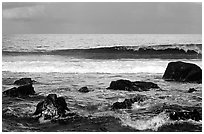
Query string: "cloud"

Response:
xmin=3 ymin=5 xmax=46 ymax=20
xmin=2 ymin=2 xmax=202 ymax=34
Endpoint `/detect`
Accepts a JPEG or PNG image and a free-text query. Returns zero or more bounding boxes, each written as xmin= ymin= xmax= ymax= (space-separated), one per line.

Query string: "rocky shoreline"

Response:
xmin=2 ymin=61 xmax=202 ymax=131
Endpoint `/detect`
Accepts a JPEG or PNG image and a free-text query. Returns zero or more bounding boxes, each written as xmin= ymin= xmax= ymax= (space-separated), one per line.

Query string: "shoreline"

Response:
xmin=2 ymin=70 xmax=202 ymax=131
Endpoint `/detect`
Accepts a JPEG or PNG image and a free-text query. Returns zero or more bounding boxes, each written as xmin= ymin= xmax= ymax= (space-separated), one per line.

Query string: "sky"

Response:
xmin=2 ymin=2 xmax=202 ymax=34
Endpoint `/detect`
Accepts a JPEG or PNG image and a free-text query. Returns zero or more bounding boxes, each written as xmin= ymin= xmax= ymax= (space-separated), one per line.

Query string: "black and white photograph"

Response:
xmin=2 ymin=1 xmax=202 ymax=132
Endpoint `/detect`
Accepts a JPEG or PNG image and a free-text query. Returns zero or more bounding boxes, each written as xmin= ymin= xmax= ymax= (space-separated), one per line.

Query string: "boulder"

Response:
xmin=33 ymin=94 xmax=70 ymax=122
xmin=169 ymin=109 xmax=201 ymax=121
xmin=3 ymin=84 xmax=35 ymax=97
xmin=56 ymin=97 xmax=70 ymax=116
xmin=107 ymin=79 xmax=159 ymax=91
xmin=112 ymin=94 xmax=147 ymax=109
xmin=14 ymin=78 xmax=36 ymax=85
xmin=112 ymin=99 xmax=132 ymax=109
xmin=163 ymin=61 xmax=202 ymax=83
xmin=188 ymin=88 xmax=197 ymax=93
xmin=78 ymin=86 xmax=89 ymax=93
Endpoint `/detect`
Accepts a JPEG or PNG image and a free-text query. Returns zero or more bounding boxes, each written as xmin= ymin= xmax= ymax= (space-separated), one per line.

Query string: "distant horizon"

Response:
xmin=2 ymin=33 xmax=202 ymax=35
xmin=2 ymin=2 xmax=202 ymax=34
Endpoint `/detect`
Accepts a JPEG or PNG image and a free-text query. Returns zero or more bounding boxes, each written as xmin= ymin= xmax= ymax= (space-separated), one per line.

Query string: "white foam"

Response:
xmin=2 ymin=58 xmax=202 ymax=74
xmin=132 ymin=102 xmax=144 ymax=109
xmin=2 ymin=59 xmax=165 ymax=73
xmin=119 ymin=111 xmax=170 ymax=131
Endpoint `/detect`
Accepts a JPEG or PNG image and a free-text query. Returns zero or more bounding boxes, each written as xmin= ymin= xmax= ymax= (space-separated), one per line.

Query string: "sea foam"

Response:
xmin=3 ymin=58 xmax=202 ymax=74
xmin=2 ymin=59 xmax=169 ymax=73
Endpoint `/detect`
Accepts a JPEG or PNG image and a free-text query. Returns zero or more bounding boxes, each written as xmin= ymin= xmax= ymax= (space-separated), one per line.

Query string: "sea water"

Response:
xmin=2 ymin=34 xmax=202 ymax=132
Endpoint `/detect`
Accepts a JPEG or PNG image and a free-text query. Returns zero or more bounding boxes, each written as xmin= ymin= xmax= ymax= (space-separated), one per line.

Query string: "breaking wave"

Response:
xmin=2 ymin=44 xmax=202 ymax=59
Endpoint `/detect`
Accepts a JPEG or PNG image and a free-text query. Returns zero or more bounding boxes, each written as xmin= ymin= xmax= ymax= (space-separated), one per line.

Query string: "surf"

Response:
xmin=2 ymin=44 xmax=202 ymax=59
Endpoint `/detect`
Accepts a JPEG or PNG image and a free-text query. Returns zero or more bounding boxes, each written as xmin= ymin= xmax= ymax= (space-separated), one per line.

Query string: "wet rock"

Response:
xmin=169 ymin=109 xmax=201 ymax=121
xmin=163 ymin=61 xmax=202 ymax=83
xmin=78 ymin=86 xmax=89 ymax=93
xmin=112 ymin=94 xmax=147 ymax=109
xmin=188 ymin=88 xmax=197 ymax=93
xmin=33 ymin=94 xmax=70 ymax=122
xmin=112 ymin=100 xmax=132 ymax=109
xmin=56 ymin=97 xmax=70 ymax=116
xmin=107 ymin=79 xmax=133 ymax=91
xmin=133 ymin=81 xmax=160 ymax=90
xmin=14 ymin=78 xmax=36 ymax=85
xmin=3 ymin=84 xmax=35 ymax=97
xmin=107 ymin=79 xmax=159 ymax=91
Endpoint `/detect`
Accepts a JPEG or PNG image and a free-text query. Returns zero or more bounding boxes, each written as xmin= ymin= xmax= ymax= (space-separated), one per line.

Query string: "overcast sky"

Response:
xmin=2 ymin=2 xmax=202 ymax=34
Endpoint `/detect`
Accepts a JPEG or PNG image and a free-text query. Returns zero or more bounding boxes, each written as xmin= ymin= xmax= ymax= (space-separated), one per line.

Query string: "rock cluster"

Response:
xmin=169 ymin=109 xmax=201 ymax=121
xmin=3 ymin=84 xmax=35 ymax=97
xmin=112 ymin=94 xmax=147 ymax=109
xmin=33 ymin=94 xmax=70 ymax=121
xmin=3 ymin=78 xmax=36 ymax=97
xmin=107 ymin=79 xmax=160 ymax=91
xmin=3 ymin=60 xmax=202 ymax=125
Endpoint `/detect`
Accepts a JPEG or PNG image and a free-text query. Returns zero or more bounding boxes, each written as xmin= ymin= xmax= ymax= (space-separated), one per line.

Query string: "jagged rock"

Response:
xmin=14 ymin=78 xmax=36 ymax=85
xmin=3 ymin=84 xmax=35 ymax=97
xmin=163 ymin=61 xmax=202 ymax=83
xmin=33 ymin=94 xmax=70 ymax=122
xmin=169 ymin=109 xmax=201 ymax=121
xmin=188 ymin=88 xmax=197 ymax=93
xmin=78 ymin=86 xmax=89 ymax=93
xmin=56 ymin=97 xmax=70 ymax=116
xmin=112 ymin=94 xmax=147 ymax=109
xmin=107 ymin=79 xmax=159 ymax=91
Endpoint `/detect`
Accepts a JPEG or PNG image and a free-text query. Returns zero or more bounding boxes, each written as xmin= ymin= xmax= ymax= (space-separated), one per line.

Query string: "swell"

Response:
xmin=2 ymin=44 xmax=202 ymax=59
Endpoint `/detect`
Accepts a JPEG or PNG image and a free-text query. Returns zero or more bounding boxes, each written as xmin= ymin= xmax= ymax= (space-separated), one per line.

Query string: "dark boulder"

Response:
xmin=112 ymin=99 xmax=132 ymax=109
xmin=56 ymin=97 xmax=70 ymax=116
xmin=169 ymin=109 xmax=201 ymax=121
xmin=133 ymin=81 xmax=160 ymax=90
xmin=78 ymin=86 xmax=89 ymax=93
xmin=14 ymin=78 xmax=36 ymax=85
xmin=188 ymin=88 xmax=197 ymax=93
xmin=108 ymin=79 xmax=133 ymax=91
xmin=33 ymin=94 xmax=70 ymax=121
xmin=163 ymin=61 xmax=202 ymax=83
xmin=3 ymin=84 xmax=35 ymax=97
xmin=112 ymin=94 xmax=147 ymax=109
xmin=107 ymin=79 xmax=159 ymax=91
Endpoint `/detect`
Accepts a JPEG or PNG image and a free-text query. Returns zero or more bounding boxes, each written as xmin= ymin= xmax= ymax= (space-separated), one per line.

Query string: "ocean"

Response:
xmin=2 ymin=34 xmax=202 ymax=132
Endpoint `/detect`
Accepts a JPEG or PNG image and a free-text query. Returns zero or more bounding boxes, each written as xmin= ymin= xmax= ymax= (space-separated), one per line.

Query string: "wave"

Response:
xmin=3 ymin=102 xmax=202 ymax=132
xmin=117 ymin=111 xmax=201 ymax=131
xmin=2 ymin=44 xmax=202 ymax=59
xmin=118 ymin=111 xmax=169 ymax=131
xmin=117 ymin=103 xmax=202 ymax=131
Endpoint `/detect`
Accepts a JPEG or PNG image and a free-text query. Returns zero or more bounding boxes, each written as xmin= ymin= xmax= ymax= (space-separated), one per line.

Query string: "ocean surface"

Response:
xmin=2 ymin=34 xmax=202 ymax=132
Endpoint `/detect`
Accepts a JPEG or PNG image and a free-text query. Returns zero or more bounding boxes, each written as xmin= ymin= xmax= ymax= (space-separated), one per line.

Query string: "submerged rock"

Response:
xmin=78 ymin=86 xmax=89 ymax=93
xmin=163 ymin=61 xmax=202 ymax=83
xmin=112 ymin=94 xmax=147 ymax=109
xmin=169 ymin=109 xmax=201 ymax=121
xmin=14 ymin=78 xmax=36 ymax=85
xmin=33 ymin=94 xmax=70 ymax=122
xmin=3 ymin=84 xmax=35 ymax=97
xmin=188 ymin=88 xmax=197 ymax=93
xmin=107 ymin=79 xmax=159 ymax=91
